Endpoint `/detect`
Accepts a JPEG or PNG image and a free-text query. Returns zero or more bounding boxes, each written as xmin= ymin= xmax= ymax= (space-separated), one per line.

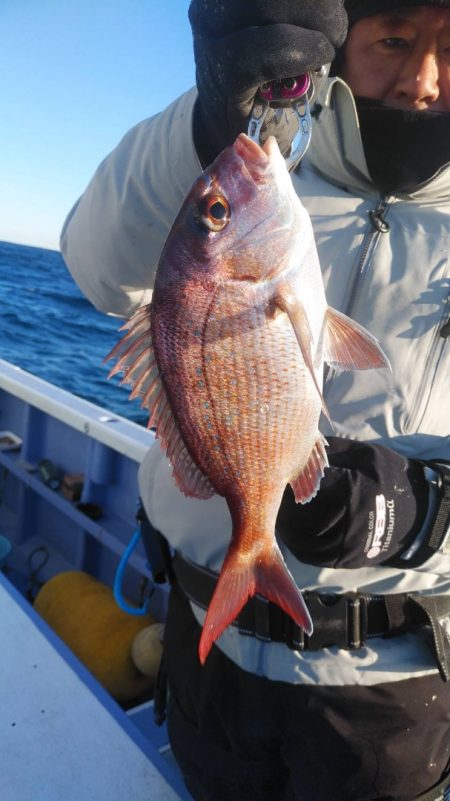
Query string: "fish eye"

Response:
xmin=196 ymin=194 xmax=231 ymax=232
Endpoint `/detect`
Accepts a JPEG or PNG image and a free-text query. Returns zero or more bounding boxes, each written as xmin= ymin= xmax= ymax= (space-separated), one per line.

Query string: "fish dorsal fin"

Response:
xmin=324 ymin=307 xmax=391 ymax=371
xmin=290 ymin=434 xmax=328 ymax=504
xmin=274 ymin=287 xmax=331 ymax=423
xmin=105 ymin=304 xmax=215 ymax=500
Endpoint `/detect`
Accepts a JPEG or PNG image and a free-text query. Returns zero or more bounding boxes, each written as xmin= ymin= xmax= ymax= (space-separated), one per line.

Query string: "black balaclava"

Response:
xmin=346 ymin=0 xmax=450 ymax=21
xmin=336 ymin=1 xmax=450 ymax=194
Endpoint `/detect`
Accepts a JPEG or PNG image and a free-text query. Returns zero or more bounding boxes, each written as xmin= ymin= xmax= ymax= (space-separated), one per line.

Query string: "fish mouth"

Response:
xmin=233 ymin=134 xmax=270 ymax=182
xmin=262 ymin=135 xmax=283 ymax=162
xmin=231 ymin=133 xmax=297 ymax=241
xmin=233 ymin=134 xmax=292 ymax=187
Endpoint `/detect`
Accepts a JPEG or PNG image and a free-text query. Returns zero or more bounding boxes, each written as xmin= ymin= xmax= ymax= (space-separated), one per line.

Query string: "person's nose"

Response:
xmin=393 ymin=50 xmax=440 ymax=109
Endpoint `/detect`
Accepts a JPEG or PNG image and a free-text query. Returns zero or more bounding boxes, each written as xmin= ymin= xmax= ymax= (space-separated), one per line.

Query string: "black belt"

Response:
xmin=172 ymin=552 xmax=450 ymax=681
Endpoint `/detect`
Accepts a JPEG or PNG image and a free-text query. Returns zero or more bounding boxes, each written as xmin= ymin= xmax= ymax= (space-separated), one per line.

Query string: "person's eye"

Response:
xmin=379 ymin=37 xmax=409 ymax=50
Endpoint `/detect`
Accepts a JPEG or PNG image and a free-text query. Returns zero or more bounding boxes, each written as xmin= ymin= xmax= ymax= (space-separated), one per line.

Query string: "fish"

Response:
xmin=106 ymin=133 xmax=389 ymax=665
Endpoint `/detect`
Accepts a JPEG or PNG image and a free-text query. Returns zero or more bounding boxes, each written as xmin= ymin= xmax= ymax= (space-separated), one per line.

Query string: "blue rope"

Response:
xmin=113 ymin=529 xmax=150 ymax=616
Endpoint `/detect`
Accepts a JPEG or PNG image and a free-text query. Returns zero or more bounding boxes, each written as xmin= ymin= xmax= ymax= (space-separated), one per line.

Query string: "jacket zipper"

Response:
xmin=406 ymin=292 xmax=450 ymax=430
xmin=324 ymin=197 xmax=390 ymax=389
xmin=441 ymin=295 xmax=450 ymax=339
xmin=346 ymin=198 xmax=448 ymax=432
xmin=344 ymin=196 xmax=390 ymax=317
xmin=324 ymin=195 xmax=449 ymax=432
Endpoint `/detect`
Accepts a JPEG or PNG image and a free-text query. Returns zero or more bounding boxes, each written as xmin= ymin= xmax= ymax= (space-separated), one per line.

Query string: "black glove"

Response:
xmin=277 ymin=437 xmax=432 ymax=569
xmin=188 ymin=0 xmax=348 ymax=165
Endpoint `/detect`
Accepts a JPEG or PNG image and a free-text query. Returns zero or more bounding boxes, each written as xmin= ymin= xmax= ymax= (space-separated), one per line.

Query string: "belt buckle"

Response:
xmin=297 ymin=593 xmax=367 ymax=651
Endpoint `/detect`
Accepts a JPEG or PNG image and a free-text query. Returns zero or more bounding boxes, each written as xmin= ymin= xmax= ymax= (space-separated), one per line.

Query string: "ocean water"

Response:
xmin=0 ymin=240 xmax=146 ymax=425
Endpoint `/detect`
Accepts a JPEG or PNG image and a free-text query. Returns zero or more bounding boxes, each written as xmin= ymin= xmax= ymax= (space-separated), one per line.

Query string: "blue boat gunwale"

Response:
xmin=0 ymin=445 xmax=148 ymax=572
xmin=0 ymin=357 xmax=155 ymax=463
xmin=0 ymin=356 xmax=157 ymax=591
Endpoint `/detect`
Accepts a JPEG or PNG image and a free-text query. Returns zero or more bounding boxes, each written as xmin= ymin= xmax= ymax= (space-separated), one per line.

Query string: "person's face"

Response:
xmin=341 ymin=6 xmax=450 ymax=111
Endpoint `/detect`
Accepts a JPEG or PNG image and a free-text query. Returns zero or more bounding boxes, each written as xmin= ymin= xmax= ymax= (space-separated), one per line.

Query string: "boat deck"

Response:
xmin=0 ymin=572 xmax=190 ymax=801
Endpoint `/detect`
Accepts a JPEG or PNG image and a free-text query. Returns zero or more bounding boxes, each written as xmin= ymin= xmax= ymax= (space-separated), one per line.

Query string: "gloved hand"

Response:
xmin=277 ymin=437 xmax=431 ymax=569
xmin=188 ymin=0 xmax=348 ymax=165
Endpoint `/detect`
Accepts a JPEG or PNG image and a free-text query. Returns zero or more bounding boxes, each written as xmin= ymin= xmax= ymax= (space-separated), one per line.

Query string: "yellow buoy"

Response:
xmin=34 ymin=571 xmax=161 ymax=702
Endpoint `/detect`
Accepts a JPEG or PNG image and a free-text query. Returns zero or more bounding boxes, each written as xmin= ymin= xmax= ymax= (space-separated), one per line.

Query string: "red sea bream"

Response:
xmin=107 ymin=134 xmax=389 ymax=664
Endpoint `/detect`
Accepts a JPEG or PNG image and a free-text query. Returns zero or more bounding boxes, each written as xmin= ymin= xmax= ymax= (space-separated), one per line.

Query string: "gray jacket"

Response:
xmin=61 ymin=77 xmax=450 ymax=686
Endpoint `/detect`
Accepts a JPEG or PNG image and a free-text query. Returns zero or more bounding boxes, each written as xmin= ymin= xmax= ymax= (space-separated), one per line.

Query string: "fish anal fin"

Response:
xmin=105 ymin=304 xmax=215 ymax=501
xmin=274 ymin=287 xmax=331 ymax=423
xmin=325 ymin=307 xmax=391 ymax=371
xmin=290 ymin=434 xmax=328 ymax=504
xmin=198 ymin=541 xmax=312 ymax=664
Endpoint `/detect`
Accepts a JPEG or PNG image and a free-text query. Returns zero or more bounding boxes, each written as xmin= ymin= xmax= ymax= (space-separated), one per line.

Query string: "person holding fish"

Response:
xmin=61 ymin=1 xmax=450 ymax=800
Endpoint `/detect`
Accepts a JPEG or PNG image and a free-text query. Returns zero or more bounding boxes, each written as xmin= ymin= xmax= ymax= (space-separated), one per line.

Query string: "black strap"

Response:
xmin=137 ymin=505 xmax=175 ymax=584
xmin=411 ymin=595 xmax=450 ymax=682
xmin=153 ymin=653 xmax=168 ymax=727
xmin=427 ymin=463 xmax=450 ymax=553
xmin=172 ymin=552 xmax=450 ymax=680
xmin=396 ymin=462 xmax=450 ymax=568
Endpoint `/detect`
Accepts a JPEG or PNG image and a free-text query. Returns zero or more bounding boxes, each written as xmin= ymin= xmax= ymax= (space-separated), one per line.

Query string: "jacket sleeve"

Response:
xmin=60 ymin=88 xmax=201 ymax=319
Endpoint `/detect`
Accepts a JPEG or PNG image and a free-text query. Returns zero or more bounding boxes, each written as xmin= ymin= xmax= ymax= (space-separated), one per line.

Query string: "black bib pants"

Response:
xmin=163 ymin=584 xmax=450 ymax=801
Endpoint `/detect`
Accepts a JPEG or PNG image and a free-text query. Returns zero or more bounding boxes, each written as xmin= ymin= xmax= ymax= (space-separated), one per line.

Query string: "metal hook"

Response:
xmin=247 ymin=72 xmax=314 ymax=172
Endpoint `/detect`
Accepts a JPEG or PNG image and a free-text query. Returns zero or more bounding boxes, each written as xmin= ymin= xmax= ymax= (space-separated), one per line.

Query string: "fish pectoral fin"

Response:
xmin=198 ymin=541 xmax=313 ymax=665
xmin=324 ymin=307 xmax=391 ymax=371
xmin=290 ymin=434 xmax=329 ymax=504
xmin=105 ymin=303 xmax=215 ymax=500
xmin=274 ymin=288 xmax=331 ymax=422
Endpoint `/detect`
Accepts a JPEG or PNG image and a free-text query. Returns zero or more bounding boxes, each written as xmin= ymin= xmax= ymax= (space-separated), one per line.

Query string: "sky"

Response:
xmin=1 ymin=1 xmax=194 ymax=251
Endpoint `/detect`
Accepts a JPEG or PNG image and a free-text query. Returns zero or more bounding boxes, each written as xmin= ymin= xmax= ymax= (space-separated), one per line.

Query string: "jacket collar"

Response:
xmin=306 ymin=77 xmax=450 ymax=203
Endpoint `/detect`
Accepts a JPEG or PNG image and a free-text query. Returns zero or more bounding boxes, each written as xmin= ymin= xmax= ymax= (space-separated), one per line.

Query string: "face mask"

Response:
xmin=355 ymin=97 xmax=450 ymax=194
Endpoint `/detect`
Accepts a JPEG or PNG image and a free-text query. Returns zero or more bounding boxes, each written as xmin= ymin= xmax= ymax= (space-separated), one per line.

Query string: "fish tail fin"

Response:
xmin=198 ymin=543 xmax=312 ymax=665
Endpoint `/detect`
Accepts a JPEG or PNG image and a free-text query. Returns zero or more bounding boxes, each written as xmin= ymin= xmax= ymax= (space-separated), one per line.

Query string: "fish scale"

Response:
xmin=197 ymin=291 xmax=314 ymax=493
xmin=107 ymin=132 xmax=390 ymax=664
